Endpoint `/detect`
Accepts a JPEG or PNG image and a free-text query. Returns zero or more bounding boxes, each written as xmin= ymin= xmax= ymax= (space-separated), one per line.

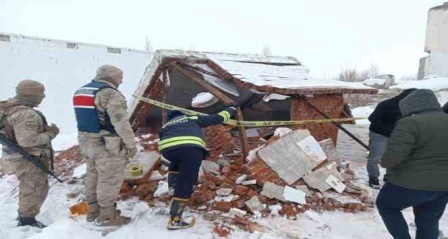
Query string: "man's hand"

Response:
xmin=45 ymin=123 xmax=60 ymax=139
xmin=125 ymin=147 xmax=138 ymax=159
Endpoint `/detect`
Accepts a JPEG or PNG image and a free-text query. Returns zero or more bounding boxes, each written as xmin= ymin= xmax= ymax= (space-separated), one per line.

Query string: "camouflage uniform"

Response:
xmin=0 ymin=80 xmax=59 ymax=228
xmin=75 ymin=65 xmax=136 ymax=226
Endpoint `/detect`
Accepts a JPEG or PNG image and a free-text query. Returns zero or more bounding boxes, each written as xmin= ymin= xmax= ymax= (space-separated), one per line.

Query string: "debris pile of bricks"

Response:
xmin=121 ymin=127 xmax=371 ymax=223
xmin=53 ymin=145 xmax=83 ymax=181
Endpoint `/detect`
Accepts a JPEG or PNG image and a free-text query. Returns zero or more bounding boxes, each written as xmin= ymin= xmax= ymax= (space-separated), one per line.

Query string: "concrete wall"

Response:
xmin=425 ymin=2 xmax=448 ymax=53
xmin=423 ymin=50 xmax=448 ymax=78
xmin=0 ymin=32 xmax=151 ymax=148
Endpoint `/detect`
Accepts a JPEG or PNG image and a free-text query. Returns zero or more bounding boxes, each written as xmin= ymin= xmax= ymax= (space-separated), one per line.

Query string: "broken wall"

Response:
xmin=290 ymin=94 xmax=344 ymax=143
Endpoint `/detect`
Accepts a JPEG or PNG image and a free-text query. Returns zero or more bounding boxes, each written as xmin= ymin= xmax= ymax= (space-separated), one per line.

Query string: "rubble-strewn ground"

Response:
xmin=1 ymin=84 xmax=448 ymax=239
xmin=1 ymin=122 xmax=447 ymax=239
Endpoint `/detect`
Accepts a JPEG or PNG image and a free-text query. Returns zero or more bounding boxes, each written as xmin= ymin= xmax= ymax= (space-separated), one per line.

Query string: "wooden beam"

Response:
xmin=162 ymin=70 xmax=168 ymax=125
xmin=173 ymin=64 xmax=250 ymax=159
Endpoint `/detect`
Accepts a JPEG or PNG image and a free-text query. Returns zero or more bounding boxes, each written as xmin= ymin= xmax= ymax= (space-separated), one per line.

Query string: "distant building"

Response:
xmin=419 ymin=2 xmax=448 ymax=79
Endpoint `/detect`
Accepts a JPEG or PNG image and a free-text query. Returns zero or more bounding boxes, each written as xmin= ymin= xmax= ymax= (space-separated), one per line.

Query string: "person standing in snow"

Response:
xmin=73 ymin=65 xmax=137 ymax=227
xmin=376 ymin=89 xmax=448 ymax=239
xmin=366 ymin=88 xmax=416 ymax=189
xmin=443 ymin=102 xmax=448 ymax=113
xmin=0 ymin=80 xmax=59 ymax=228
xmin=159 ymin=107 xmax=236 ymax=230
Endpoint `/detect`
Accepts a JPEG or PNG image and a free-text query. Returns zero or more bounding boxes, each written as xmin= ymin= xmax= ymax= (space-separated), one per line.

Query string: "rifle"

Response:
xmin=0 ymin=133 xmax=63 ymax=182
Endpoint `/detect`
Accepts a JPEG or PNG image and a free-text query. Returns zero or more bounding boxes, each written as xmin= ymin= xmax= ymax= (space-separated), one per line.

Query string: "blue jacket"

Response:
xmin=158 ymin=107 xmax=236 ymax=154
xmin=73 ymin=81 xmax=116 ymax=133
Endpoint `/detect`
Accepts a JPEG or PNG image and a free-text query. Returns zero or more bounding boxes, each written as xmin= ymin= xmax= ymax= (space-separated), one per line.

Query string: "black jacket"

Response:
xmin=368 ymin=89 xmax=417 ymax=137
xmin=158 ymin=107 xmax=236 ymax=154
xmin=443 ymin=102 xmax=448 ymax=114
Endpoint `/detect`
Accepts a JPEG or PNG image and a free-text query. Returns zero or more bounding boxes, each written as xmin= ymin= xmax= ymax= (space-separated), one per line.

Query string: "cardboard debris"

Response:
xmin=325 ymin=175 xmax=346 ymax=193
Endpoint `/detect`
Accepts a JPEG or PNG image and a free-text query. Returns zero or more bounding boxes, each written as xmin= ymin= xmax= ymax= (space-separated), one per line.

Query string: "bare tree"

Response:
xmin=336 ymin=63 xmax=381 ymax=82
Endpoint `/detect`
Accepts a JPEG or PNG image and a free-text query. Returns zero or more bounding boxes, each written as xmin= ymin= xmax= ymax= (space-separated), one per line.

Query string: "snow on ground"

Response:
xmin=1 ymin=124 xmax=448 ymax=239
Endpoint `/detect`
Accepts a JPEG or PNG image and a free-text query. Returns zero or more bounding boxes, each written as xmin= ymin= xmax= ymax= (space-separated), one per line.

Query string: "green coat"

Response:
xmin=381 ymin=89 xmax=448 ymax=191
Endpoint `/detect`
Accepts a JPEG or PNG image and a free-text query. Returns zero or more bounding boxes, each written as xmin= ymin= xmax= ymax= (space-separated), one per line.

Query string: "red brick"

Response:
xmin=205 ymin=174 xmax=225 ymax=186
xmin=233 ymin=185 xmax=249 ymax=196
xmin=205 ymin=191 xmax=217 ymax=201
xmin=191 ymin=192 xmax=208 ymax=205
xmin=204 ymin=181 xmax=217 ymax=190
xmin=231 ymin=200 xmax=246 ymax=209
xmin=221 ymin=166 xmax=231 ymax=174
xmin=258 ymin=195 xmax=268 ymax=204
xmin=246 ymin=189 xmax=258 ymax=198
xmin=213 ymin=201 xmax=232 ymax=213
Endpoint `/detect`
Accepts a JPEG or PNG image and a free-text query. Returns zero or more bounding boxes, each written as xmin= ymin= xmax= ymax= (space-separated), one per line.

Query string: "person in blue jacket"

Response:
xmin=159 ymin=106 xmax=236 ymax=230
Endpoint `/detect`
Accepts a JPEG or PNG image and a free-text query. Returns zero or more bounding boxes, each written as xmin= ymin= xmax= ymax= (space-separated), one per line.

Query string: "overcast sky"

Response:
xmin=0 ymin=0 xmax=444 ymax=79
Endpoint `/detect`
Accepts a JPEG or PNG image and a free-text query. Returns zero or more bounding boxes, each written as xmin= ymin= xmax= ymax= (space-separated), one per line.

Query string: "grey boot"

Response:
xmin=95 ymin=207 xmax=131 ymax=227
xmin=86 ymin=203 xmax=100 ymax=222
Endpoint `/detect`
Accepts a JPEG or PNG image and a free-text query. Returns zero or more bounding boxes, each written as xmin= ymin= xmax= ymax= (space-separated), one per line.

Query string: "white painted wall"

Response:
xmin=425 ymin=3 xmax=448 ymax=53
xmin=423 ymin=50 xmax=448 ymax=78
xmin=0 ymin=32 xmax=151 ymax=149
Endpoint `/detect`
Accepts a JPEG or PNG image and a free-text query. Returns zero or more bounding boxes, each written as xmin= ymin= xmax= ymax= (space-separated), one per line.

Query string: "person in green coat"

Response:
xmin=376 ymin=89 xmax=448 ymax=239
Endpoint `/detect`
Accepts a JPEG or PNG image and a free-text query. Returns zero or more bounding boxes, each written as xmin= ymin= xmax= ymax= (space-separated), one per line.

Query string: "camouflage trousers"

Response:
xmin=9 ymin=157 xmax=49 ymax=218
xmin=79 ymin=133 xmax=128 ymax=209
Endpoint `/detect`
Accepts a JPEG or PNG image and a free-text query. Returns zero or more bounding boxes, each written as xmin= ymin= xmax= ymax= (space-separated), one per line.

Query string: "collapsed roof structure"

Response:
xmin=129 ymin=50 xmax=377 ymax=157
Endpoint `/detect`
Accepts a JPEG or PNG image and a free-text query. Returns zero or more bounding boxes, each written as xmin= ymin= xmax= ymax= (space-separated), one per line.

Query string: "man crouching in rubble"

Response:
xmin=0 ymin=80 xmax=59 ymax=228
xmin=73 ymin=65 xmax=137 ymax=227
xmin=376 ymin=89 xmax=448 ymax=239
xmin=159 ymin=106 xmax=236 ymax=230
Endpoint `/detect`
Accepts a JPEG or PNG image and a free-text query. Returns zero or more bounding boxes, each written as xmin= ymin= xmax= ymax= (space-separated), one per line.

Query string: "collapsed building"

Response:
xmin=115 ymin=50 xmax=378 ymax=223
xmin=45 ymin=50 xmax=378 ymax=234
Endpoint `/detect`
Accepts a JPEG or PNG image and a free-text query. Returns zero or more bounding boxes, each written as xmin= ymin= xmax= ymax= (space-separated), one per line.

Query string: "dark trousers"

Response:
xmin=376 ymin=182 xmax=448 ymax=239
xmin=162 ymin=147 xmax=205 ymax=199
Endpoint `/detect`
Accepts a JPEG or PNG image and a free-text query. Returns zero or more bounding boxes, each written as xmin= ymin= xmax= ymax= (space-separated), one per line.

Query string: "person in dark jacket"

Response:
xmin=443 ymin=102 xmax=448 ymax=113
xmin=376 ymin=89 xmax=448 ymax=239
xmin=159 ymin=106 xmax=236 ymax=230
xmin=366 ymin=88 xmax=416 ymax=189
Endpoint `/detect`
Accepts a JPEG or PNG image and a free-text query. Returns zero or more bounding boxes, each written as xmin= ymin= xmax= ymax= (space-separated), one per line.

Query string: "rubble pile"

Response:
xmin=119 ymin=126 xmax=372 ymax=223
xmin=53 ymin=145 xmax=83 ymax=181
xmin=50 ymin=126 xmax=372 ymax=236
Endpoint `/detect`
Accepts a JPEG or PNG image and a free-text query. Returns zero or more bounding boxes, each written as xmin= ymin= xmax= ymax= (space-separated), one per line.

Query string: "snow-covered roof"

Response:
xmin=130 ymin=50 xmax=377 ymax=115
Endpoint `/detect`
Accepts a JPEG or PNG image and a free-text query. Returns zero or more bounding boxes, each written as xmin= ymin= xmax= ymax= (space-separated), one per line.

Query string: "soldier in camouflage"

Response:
xmin=0 ymin=80 xmax=59 ymax=228
xmin=73 ymin=65 xmax=137 ymax=227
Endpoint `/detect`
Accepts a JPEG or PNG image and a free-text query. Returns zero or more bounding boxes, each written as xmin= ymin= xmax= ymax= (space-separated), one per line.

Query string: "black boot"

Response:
xmin=167 ymin=198 xmax=195 ymax=230
xmin=167 ymin=171 xmax=178 ymax=188
xmin=369 ymin=176 xmax=381 ymax=189
xmin=167 ymin=171 xmax=178 ymax=196
xmin=18 ymin=217 xmax=46 ymax=228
